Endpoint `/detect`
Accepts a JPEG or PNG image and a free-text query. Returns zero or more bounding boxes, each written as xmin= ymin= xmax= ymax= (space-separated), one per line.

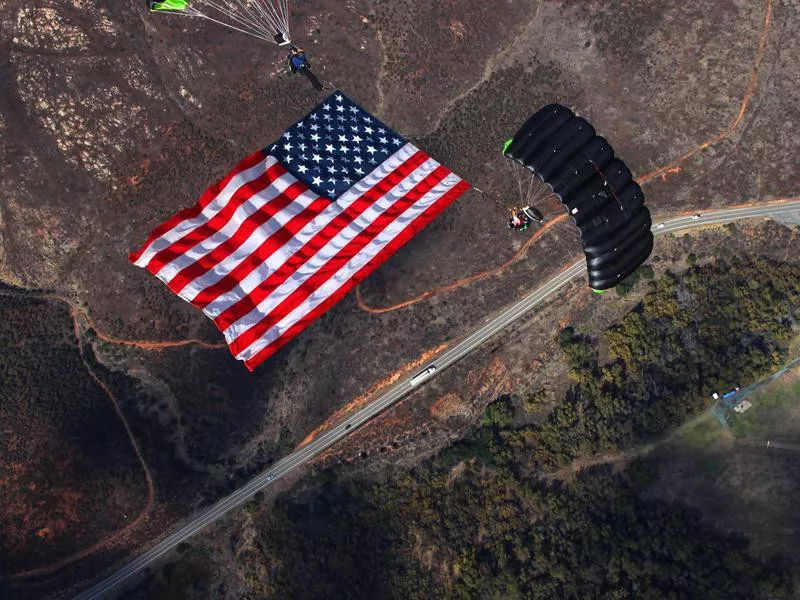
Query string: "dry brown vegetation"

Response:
xmin=0 ymin=292 xmax=148 ymax=575
xmin=1 ymin=0 xmax=799 ymax=597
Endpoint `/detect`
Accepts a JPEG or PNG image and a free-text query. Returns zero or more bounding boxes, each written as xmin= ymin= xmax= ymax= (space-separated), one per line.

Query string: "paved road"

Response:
xmin=76 ymin=200 xmax=800 ymax=599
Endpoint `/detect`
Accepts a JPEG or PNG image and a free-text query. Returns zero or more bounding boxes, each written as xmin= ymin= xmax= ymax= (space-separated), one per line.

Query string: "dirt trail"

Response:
xmin=356 ymin=0 xmax=778 ymax=314
xmin=0 ymin=0 xmax=783 ymax=341
xmin=0 ymin=0 xmax=789 ymax=577
xmin=639 ymin=0 xmax=774 ymax=184
xmin=549 ymin=355 xmax=800 ymax=481
xmin=546 ymin=410 xmax=723 ymax=482
xmin=356 ymin=216 xmax=567 ymax=314
xmin=0 ymin=289 xmax=157 ymax=579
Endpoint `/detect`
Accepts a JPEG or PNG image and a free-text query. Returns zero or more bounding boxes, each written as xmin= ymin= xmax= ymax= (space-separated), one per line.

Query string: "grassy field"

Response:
xmin=648 ymin=357 xmax=800 ymax=562
xmin=728 ymin=369 xmax=800 ymax=439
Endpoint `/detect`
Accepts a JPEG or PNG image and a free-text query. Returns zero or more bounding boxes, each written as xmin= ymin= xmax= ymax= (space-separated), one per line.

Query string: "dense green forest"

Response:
xmin=234 ymin=257 xmax=798 ymax=599
xmin=531 ymin=256 xmax=799 ymax=468
xmin=242 ymin=460 xmax=791 ymax=599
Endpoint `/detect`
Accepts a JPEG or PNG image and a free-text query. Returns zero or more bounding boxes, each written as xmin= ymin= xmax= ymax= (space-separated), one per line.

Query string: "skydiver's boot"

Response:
xmin=301 ymin=67 xmax=324 ymax=91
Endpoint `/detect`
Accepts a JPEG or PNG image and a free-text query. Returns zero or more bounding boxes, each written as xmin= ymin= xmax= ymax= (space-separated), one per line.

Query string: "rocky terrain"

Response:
xmin=1 ymin=0 xmax=798 ymax=597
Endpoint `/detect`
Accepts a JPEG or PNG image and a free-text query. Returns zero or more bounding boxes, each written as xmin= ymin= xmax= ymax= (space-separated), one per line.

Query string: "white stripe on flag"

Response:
xmin=133 ymin=155 xmax=275 ymax=268
xmin=202 ymin=143 xmax=420 ymax=319
xmin=235 ymin=172 xmax=464 ymax=361
xmin=177 ymin=188 xmax=320 ymax=303
xmin=153 ymin=170 xmax=300 ymax=284
xmin=220 ymin=152 xmax=437 ymax=339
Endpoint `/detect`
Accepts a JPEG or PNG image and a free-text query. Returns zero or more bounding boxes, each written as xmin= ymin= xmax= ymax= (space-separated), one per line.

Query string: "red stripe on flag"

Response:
xmin=129 ymin=149 xmax=267 ymax=264
xmin=228 ymin=164 xmax=452 ymax=358
xmin=242 ymin=178 xmax=471 ymax=369
xmin=188 ymin=184 xmax=328 ymax=309
xmin=144 ymin=161 xmax=288 ymax=275
xmin=215 ymin=150 xmax=430 ymax=332
xmin=167 ymin=184 xmax=324 ymax=295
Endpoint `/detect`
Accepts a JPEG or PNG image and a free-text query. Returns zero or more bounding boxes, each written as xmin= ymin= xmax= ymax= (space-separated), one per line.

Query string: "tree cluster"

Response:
xmin=241 ymin=445 xmax=791 ymax=599
xmin=531 ymin=257 xmax=799 ymax=468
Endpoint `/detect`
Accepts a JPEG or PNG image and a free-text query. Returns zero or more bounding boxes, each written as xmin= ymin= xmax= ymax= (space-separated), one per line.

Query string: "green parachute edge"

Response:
xmin=150 ymin=0 xmax=189 ymax=11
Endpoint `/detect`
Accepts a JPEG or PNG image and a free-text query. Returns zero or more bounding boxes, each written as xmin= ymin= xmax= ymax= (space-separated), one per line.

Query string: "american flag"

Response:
xmin=130 ymin=91 xmax=469 ymax=370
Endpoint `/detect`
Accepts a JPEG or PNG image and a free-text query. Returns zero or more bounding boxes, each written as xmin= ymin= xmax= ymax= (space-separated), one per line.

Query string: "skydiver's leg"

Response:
xmin=301 ymin=68 xmax=324 ymax=91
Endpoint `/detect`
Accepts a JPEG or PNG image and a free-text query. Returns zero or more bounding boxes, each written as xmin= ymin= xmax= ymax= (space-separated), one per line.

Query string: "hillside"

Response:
xmin=1 ymin=0 xmax=799 ymax=597
xmin=117 ymin=232 xmax=800 ymax=599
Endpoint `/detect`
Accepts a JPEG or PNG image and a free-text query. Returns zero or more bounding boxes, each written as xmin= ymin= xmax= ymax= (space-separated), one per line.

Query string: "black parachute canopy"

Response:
xmin=504 ymin=104 xmax=653 ymax=291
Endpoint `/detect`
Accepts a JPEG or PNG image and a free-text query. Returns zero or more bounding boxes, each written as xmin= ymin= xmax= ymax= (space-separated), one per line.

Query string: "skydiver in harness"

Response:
xmin=288 ymin=46 xmax=323 ymax=91
xmin=508 ymin=207 xmax=527 ymax=231
xmin=507 ymin=205 xmax=544 ymax=231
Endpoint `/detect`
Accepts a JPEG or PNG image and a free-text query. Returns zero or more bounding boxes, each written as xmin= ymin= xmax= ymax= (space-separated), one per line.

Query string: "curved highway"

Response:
xmin=76 ymin=200 xmax=800 ymax=599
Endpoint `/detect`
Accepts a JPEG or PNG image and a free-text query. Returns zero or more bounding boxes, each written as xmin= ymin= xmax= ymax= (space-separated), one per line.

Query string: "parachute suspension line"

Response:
xmin=530 ymin=183 xmax=553 ymax=208
xmin=551 ymin=227 xmax=574 ymax=260
xmin=173 ymin=1 xmax=291 ymax=44
xmin=239 ymin=0 xmax=291 ymax=41
xmin=261 ymin=0 xmax=292 ymax=42
xmin=504 ymin=157 xmax=552 ymax=210
xmin=188 ymin=9 xmax=275 ymax=42
xmin=504 ymin=157 xmax=527 ymax=209
xmin=523 ymin=167 xmax=536 ymax=206
xmin=204 ymin=1 xmax=270 ymax=34
xmin=503 ymin=134 xmax=552 ymax=211
xmin=274 ymin=0 xmax=291 ymax=37
xmin=553 ymin=220 xmax=576 ymax=236
xmin=201 ymin=1 xmax=285 ymax=40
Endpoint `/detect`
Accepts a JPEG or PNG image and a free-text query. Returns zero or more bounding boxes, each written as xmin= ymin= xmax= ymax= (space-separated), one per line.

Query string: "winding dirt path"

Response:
xmin=0 ymin=290 xmax=157 ymax=579
xmin=638 ymin=0 xmax=774 ymax=185
xmin=0 ymin=0 xmax=789 ymax=579
xmin=545 ymin=411 xmax=722 ymax=483
xmin=356 ymin=0 xmax=777 ymax=314
xmin=83 ymin=309 xmax=226 ymax=351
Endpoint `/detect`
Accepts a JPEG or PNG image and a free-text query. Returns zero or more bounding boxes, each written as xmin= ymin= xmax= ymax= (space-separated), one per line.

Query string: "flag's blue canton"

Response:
xmin=268 ymin=92 xmax=406 ymax=200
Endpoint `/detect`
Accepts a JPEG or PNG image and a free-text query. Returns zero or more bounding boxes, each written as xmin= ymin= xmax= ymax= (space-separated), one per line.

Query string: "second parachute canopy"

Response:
xmin=504 ymin=104 xmax=653 ymax=291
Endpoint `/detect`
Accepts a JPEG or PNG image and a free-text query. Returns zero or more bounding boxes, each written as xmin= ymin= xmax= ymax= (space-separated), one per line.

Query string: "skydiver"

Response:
xmin=288 ymin=46 xmax=323 ymax=91
xmin=508 ymin=208 xmax=523 ymax=229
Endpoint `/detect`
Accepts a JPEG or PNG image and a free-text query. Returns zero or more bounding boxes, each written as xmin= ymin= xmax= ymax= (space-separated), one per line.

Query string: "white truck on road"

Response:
xmin=410 ymin=365 xmax=437 ymax=387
